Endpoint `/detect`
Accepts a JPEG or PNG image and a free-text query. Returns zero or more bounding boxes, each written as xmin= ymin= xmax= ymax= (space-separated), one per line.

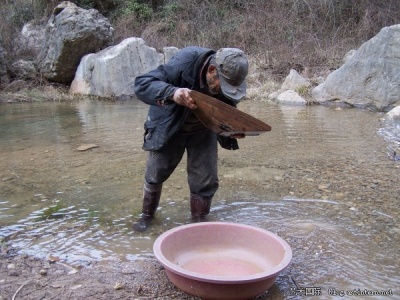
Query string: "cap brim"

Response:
xmin=219 ymin=76 xmax=246 ymax=101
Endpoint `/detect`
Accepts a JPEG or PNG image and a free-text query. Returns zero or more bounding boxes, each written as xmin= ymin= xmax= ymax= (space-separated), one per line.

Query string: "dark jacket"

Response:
xmin=134 ymin=46 xmax=239 ymax=151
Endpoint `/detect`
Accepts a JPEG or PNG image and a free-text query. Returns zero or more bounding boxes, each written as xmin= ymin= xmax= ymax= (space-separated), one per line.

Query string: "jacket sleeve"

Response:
xmin=134 ymin=47 xmax=209 ymax=105
xmin=134 ymin=66 xmax=178 ymax=106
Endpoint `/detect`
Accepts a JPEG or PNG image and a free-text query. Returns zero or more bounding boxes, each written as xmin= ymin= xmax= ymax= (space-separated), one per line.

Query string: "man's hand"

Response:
xmin=172 ymin=88 xmax=197 ymax=109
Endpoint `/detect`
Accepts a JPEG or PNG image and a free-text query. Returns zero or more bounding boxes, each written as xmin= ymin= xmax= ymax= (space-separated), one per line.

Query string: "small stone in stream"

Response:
xmin=9 ymin=270 xmax=22 ymax=276
xmin=76 ymin=144 xmax=99 ymax=151
xmin=114 ymin=282 xmax=124 ymax=290
xmin=40 ymin=269 xmax=47 ymax=276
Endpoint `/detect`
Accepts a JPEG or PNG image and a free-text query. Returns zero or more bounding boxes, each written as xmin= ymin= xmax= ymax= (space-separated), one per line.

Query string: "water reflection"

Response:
xmin=0 ymin=99 xmax=399 ymax=298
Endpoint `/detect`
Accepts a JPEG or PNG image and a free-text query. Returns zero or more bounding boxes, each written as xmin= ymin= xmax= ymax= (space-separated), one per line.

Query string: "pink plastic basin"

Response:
xmin=153 ymin=222 xmax=292 ymax=300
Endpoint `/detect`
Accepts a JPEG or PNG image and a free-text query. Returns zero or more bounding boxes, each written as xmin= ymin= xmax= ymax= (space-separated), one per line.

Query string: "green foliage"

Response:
xmin=156 ymin=1 xmax=180 ymax=33
xmin=11 ymin=6 xmax=33 ymax=26
xmin=122 ymin=0 xmax=153 ymax=21
xmin=73 ymin=0 xmax=96 ymax=9
xmin=296 ymin=86 xmax=311 ymax=97
xmin=2 ymin=2 xmax=35 ymax=27
xmin=161 ymin=1 xmax=179 ymax=18
xmin=0 ymin=0 xmax=51 ymax=28
xmin=64 ymin=0 xmax=119 ymax=16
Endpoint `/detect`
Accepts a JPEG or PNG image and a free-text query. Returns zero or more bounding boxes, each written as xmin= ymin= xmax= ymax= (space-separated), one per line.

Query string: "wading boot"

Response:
xmin=190 ymin=193 xmax=212 ymax=222
xmin=133 ymin=182 xmax=162 ymax=232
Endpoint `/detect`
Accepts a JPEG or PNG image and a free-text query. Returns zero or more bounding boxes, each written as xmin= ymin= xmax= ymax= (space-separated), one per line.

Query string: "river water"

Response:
xmin=0 ymin=98 xmax=399 ymax=299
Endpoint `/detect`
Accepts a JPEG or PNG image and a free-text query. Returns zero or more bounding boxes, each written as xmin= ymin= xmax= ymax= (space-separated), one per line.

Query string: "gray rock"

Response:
xmin=10 ymin=59 xmax=38 ymax=80
xmin=384 ymin=106 xmax=400 ymax=127
xmin=281 ymin=69 xmax=311 ymax=91
xmin=268 ymin=69 xmax=310 ymax=106
xmin=275 ymin=90 xmax=307 ymax=105
xmin=312 ymin=24 xmax=400 ymax=110
xmin=16 ymin=21 xmax=46 ymax=59
xmin=70 ymin=38 xmax=178 ymax=99
xmin=163 ymin=46 xmax=179 ymax=63
xmin=38 ymin=1 xmax=114 ymax=84
xmin=343 ymin=49 xmax=357 ymax=64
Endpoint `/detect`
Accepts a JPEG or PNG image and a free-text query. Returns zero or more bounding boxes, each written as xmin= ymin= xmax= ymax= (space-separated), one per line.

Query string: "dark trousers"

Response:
xmin=144 ymin=129 xmax=219 ymax=197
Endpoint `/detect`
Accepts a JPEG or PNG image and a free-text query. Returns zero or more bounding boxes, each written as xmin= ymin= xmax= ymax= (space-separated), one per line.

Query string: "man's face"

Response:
xmin=206 ymin=66 xmax=221 ymax=95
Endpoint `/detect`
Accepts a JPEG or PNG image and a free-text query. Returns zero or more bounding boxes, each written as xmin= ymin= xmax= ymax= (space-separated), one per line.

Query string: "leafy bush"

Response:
xmin=1 ymin=0 xmax=400 ymax=81
xmin=69 ymin=0 xmax=119 ymax=16
xmin=123 ymin=1 xmax=153 ymax=20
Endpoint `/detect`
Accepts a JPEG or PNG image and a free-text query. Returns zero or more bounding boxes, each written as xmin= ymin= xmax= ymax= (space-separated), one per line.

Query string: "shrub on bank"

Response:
xmin=1 ymin=0 xmax=400 ymax=85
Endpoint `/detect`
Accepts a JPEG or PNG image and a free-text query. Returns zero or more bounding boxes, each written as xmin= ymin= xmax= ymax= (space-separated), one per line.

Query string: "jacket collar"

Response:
xmin=199 ymin=55 xmax=213 ymax=91
xmin=182 ymin=49 xmax=215 ymax=90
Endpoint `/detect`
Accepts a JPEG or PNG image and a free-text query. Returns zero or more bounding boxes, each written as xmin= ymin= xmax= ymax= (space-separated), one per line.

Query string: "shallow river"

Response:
xmin=0 ymin=98 xmax=399 ymax=299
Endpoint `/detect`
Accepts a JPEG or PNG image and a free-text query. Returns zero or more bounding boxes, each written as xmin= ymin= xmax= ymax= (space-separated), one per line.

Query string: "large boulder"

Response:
xmin=70 ymin=38 xmax=179 ymax=99
xmin=15 ymin=21 xmax=46 ymax=59
xmin=312 ymin=24 xmax=400 ymax=111
xmin=38 ymin=1 xmax=114 ymax=84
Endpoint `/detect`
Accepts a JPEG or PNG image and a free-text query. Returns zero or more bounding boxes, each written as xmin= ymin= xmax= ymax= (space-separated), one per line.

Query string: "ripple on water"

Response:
xmin=0 ymin=196 xmax=398 ymax=299
xmin=216 ymin=199 xmax=399 ymax=296
xmin=0 ymin=204 xmax=157 ymax=264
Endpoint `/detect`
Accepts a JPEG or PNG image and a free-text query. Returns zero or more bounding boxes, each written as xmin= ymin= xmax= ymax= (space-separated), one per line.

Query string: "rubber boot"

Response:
xmin=190 ymin=193 xmax=212 ymax=222
xmin=133 ymin=182 xmax=162 ymax=232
